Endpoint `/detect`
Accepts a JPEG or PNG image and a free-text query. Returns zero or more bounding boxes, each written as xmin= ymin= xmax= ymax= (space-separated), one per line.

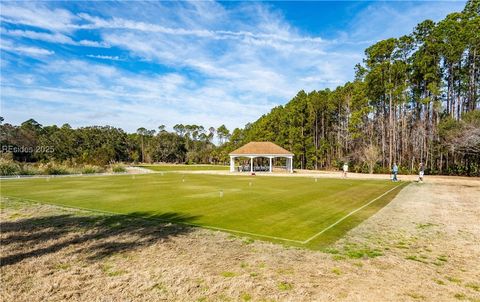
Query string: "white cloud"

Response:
xmin=0 ymin=3 xmax=79 ymax=33
xmin=94 ymin=5 xmax=348 ymax=102
xmin=345 ymin=1 xmax=466 ymax=43
xmin=1 ymin=58 xmax=273 ymax=131
xmin=2 ymin=28 xmax=109 ymax=48
xmin=77 ymin=12 xmax=326 ymax=45
xmin=86 ymin=54 xmax=122 ymax=61
xmin=0 ymin=40 xmax=54 ymax=56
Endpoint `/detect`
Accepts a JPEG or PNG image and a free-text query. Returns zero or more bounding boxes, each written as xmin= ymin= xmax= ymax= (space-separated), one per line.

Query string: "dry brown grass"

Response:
xmin=1 ymin=177 xmax=479 ymax=301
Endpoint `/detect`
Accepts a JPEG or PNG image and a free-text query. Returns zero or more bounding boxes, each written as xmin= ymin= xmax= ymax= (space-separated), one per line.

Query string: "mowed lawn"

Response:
xmin=140 ymin=164 xmax=228 ymax=171
xmin=0 ymin=173 xmax=406 ymax=249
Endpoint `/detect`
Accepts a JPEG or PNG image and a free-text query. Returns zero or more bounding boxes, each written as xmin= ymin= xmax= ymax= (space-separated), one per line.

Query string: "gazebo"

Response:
xmin=229 ymin=142 xmax=294 ymax=173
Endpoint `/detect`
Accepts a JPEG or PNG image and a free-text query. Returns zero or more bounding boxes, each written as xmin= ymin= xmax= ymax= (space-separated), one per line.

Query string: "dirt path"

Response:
xmin=1 ymin=177 xmax=479 ymax=301
xmin=125 ymin=166 xmax=157 ymax=174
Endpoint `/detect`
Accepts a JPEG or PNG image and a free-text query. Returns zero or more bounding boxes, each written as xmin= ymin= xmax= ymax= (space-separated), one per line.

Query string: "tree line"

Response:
xmin=219 ymin=1 xmax=480 ymax=176
xmin=0 ymin=117 xmax=231 ymax=166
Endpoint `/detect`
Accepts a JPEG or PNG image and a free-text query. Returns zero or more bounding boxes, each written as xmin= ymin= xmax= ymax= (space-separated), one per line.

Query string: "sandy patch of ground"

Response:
xmin=125 ymin=166 xmax=157 ymax=174
xmin=1 ymin=177 xmax=479 ymax=301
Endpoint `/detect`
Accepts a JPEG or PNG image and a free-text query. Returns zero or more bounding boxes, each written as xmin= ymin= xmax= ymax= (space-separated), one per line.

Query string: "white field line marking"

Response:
xmin=302 ymin=183 xmax=404 ymax=244
xmin=1 ymin=196 xmax=303 ymax=244
xmin=2 ymin=184 xmax=403 ymax=246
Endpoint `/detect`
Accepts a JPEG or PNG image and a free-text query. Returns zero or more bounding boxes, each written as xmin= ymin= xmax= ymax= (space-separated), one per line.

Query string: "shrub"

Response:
xmin=0 ymin=159 xmax=20 ymax=176
xmin=82 ymin=165 xmax=105 ymax=174
xmin=18 ymin=164 xmax=39 ymax=175
xmin=41 ymin=162 xmax=71 ymax=175
xmin=373 ymin=165 xmax=391 ymax=174
xmin=0 ymin=152 xmax=14 ymax=161
xmin=0 ymin=161 xmax=114 ymax=176
xmin=111 ymin=163 xmax=126 ymax=173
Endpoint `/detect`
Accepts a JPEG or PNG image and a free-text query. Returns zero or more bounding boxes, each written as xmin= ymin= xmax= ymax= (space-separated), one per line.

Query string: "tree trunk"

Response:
xmin=388 ymin=70 xmax=393 ymax=169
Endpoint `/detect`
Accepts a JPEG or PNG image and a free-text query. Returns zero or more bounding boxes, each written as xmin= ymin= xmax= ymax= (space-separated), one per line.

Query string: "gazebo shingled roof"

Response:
xmin=229 ymin=142 xmax=293 ymax=156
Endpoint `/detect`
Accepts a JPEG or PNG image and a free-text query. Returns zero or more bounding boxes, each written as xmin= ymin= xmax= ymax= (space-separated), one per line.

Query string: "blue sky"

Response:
xmin=0 ymin=1 xmax=466 ymax=132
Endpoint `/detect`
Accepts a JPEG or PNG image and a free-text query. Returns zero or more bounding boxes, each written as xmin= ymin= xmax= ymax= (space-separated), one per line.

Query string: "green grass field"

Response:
xmin=0 ymin=173 xmax=406 ymax=249
xmin=139 ymin=164 xmax=229 ymax=171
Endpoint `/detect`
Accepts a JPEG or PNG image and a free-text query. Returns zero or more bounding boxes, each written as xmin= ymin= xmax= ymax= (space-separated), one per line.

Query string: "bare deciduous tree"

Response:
xmin=449 ymin=124 xmax=480 ymax=155
xmin=362 ymin=144 xmax=380 ymax=174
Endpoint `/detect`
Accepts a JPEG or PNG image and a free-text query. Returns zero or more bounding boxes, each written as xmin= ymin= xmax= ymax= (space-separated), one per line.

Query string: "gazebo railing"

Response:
xmin=237 ymin=165 xmax=288 ymax=172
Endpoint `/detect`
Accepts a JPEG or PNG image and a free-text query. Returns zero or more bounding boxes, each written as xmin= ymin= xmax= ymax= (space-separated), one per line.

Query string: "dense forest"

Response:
xmin=0 ymin=117 xmax=230 ymax=166
xmin=221 ymin=0 xmax=480 ymax=176
xmin=1 ymin=1 xmax=479 ymax=176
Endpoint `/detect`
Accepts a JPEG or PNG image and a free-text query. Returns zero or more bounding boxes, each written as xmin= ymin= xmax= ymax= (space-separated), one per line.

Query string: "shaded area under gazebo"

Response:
xmin=229 ymin=142 xmax=294 ymax=173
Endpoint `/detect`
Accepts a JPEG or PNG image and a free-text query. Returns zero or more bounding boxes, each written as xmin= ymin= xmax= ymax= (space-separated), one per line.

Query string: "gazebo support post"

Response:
xmin=229 ymin=156 xmax=235 ymax=172
xmin=286 ymin=156 xmax=293 ymax=173
xmin=250 ymin=157 xmax=253 ymax=173
xmin=269 ymin=157 xmax=272 ymax=172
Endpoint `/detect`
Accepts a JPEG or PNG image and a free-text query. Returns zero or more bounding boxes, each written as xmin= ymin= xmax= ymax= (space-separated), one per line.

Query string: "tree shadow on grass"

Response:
xmin=0 ymin=211 xmax=200 ymax=267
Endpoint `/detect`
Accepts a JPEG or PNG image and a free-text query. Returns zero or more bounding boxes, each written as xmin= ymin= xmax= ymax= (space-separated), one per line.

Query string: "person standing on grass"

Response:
xmin=392 ymin=163 xmax=398 ymax=182
xmin=419 ymin=162 xmax=425 ymax=182
xmin=342 ymin=162 xmax=348 ymax=178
